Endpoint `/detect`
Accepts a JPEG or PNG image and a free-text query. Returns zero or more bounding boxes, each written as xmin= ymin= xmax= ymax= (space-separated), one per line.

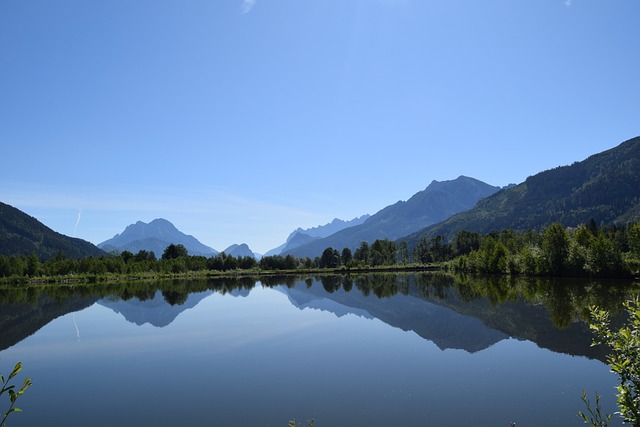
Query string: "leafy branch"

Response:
xmin=1 ymin=362 xmax=31 ymax=427
xmin=582 ymin=297 xmax=640 ymax=426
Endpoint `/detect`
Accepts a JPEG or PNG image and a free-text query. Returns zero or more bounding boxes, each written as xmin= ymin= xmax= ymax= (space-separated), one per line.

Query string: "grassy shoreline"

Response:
xmin=0 ymin=264 xmax=444 ymax=288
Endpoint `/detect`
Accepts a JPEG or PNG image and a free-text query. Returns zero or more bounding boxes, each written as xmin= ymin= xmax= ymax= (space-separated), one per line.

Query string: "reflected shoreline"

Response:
xmin=1 ymin=273 xmax=636 ymax=359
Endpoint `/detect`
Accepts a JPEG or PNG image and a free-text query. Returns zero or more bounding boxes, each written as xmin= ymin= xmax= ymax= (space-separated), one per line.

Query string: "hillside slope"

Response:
xmin=0 ymin=202 xmax=105 ymax=259
xmin=405 ymin=136 xmax=640 ymax=245
xmin=285 ymin=176 xmax=500 ymax=258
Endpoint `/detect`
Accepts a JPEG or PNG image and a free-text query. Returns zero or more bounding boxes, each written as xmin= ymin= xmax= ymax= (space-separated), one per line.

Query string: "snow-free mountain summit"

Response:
xmin=98 ymin=218 xmax=217 ymax=257
xmin=284 ymin=176 xmax=501 ymax=258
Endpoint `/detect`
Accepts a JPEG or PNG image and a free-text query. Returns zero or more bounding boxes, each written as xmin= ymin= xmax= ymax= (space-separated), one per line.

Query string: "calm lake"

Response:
xmin=0 ymin=273 xmax=633 ymax=427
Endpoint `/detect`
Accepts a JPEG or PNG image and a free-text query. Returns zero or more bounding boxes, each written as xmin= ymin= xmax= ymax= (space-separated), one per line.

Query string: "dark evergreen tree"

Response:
xmin=319 ymin=247 xmax=341 ymax=268
xmin=162 ymin=244 xmax=188 ymax=260
xmin=354 ymin=242 xmax=370 ymax=265
xmin=341 ymin=247 xmax=353 ymax=266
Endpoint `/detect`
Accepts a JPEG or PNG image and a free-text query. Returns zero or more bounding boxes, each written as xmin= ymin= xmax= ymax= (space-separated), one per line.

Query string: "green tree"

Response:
xmin=414 ymin=236 xmax=451 ymax=264
xmin=588 ymin=298 xmax=640 ymax=425
xmin=518 ymin=245 xmax=539 ymax=275
xmin=368 ymin=239 xmax=397 ymax=266
xmin=120 ymin=250 xmax=134 ymax=263
xmin=169 ymin=258 xmax=188 ymax=273
xmin=398 ymin=241 xmax=409 ymax=264
xmin=586 ymin=233 xmax=625 ymax=276
xmin=0 ymin=256 xmax=10 ymax=277
xmin=237 ymin=255 xmax=257 ymax=270
xmin=413 ymin=237 xmax=431 ymax=264
xmin=25 ymin=253 xmax=42 ymax=277
xmin=223 ymin=254 xmax=238 ymax=271
xmin=541 ymin=223 xmax=570 ymax=275
xmin=319 ymin=247 xmax=341 ymax=269
xmin=488 ymin=241 xmax=509 ymax=273
xmin=452 ymin=230 xmax=481 ymax=256
xmin=283 ymin=254 xmax=297 ymax=270
xmin=134 ymin=249 xmax=156 ymax=262
xmin=629 ymin=222 xmax=640 ymax=258
xmin=341 ymin=247 xmax=352 ymax=266
xmin=576 ymin=225 xmax=595 ymax=248
xmin=354 ymin=242 xmax=370 ymax=265
xmin=162 ymin=244 xmax=188 ymax=260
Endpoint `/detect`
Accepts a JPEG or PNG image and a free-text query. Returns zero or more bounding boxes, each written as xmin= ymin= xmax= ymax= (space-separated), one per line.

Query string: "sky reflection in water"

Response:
xmin=0 ymin=278 xmax=622 ymax=427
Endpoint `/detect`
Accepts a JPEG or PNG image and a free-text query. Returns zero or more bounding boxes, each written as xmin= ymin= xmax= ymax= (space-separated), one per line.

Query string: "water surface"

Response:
xmin=0 ymin=274 xmax=629 ymax=426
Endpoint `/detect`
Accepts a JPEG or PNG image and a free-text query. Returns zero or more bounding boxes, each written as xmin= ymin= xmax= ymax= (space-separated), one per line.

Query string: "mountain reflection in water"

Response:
xmin=0 ymin=273 xmax=633 ymax=427
xmin=2 ymin=273 xmax=631 ymax=360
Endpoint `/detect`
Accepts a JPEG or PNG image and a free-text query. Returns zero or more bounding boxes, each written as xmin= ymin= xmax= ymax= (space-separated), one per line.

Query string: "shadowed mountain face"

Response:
xmin=0 ymin=201 xmax=105 ymax=259
xmin=284 ymin=176 xmax=500 ymax=258
xmin=406 ymin=136 xmax=640 ymax=244
xmin=98 ymin=218 xmax=217 ymax=257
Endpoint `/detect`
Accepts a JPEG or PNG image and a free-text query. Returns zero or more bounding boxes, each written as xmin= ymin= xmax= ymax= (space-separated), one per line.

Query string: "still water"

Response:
xmin=0 ymin=274 xmax=631 ymax=426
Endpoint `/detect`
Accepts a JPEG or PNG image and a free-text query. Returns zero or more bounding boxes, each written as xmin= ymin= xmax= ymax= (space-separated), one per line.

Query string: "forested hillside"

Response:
xmin=0 ymin=202 xmax=105 ymax=259
xmin=405 ymin=136 xmax=640 ymax=245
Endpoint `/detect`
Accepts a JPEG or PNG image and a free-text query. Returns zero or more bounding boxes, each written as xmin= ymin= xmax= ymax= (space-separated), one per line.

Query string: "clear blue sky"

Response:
xmin=1 ymin=0 xmax=639 ymax=254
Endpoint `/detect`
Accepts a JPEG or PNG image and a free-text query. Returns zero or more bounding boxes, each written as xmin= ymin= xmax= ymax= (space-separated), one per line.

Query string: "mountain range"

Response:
xmin=0 ymin=278 xmax=608 ymax=360
xmin=278 ymin=278 xmax=608 ymax=359
xmin=264 ymin=215 xmax=370 ymax=256
xmin=283 ymin=176 xmax=501 ymax=258
xmin=280 ymin=283 xmax=508 ymax=353
xmin=2 ymin=136 xmax=639 ymax=260
xmin=98 ymin=218 xmax=218 ymax=257
xmin=404 ymin=136 xmax=640 ymax=247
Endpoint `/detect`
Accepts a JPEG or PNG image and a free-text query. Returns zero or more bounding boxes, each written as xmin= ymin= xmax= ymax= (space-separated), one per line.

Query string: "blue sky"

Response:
xmin=1 ymin=0 xmax=639 ymax=254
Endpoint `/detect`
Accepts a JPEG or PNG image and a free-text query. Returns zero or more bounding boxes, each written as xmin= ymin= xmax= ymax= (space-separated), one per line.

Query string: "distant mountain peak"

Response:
xmin=264 ymin=215 xmax=371 ymax=256
xmin=283 ymin=176 xmax=501 ymax=258
xmin=223 ymin=243 xmax=256 ymax=259
xmin=99 ymin=219 xmax=217 ymax=256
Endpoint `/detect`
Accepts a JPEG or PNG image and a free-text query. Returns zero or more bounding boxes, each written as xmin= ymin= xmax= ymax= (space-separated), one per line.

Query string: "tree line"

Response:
xmin=316 ymin=220 xmax=640 ymax=278
xmin=450 ymin=220 xmax=640 ymax=277
xmin=1 ymin=221 xmax=639 ymax=282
